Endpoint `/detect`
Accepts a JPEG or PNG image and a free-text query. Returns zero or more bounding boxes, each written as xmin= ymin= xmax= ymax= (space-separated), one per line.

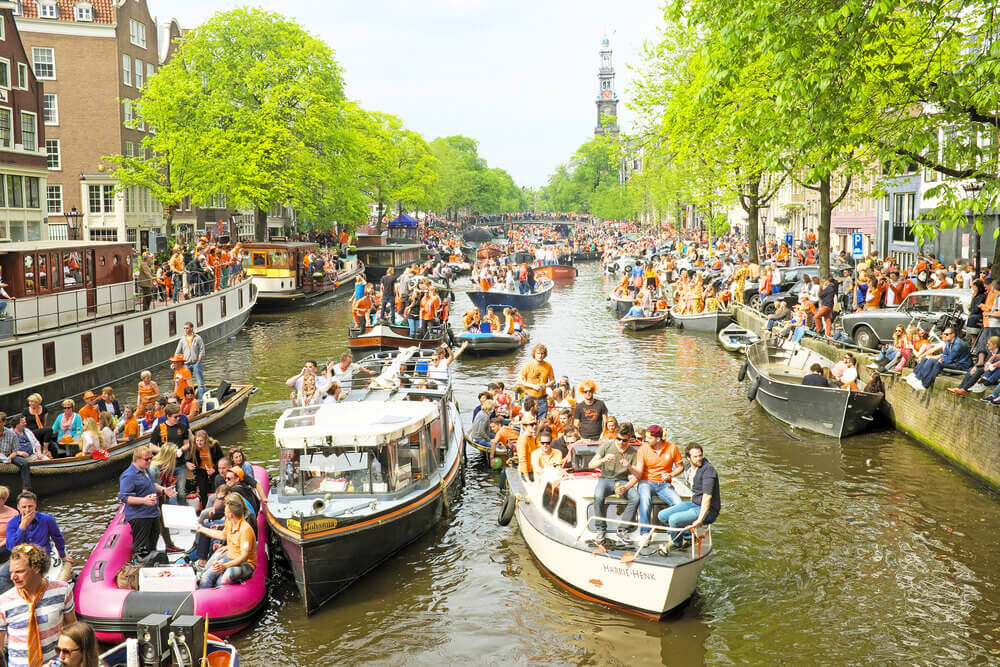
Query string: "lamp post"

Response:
xmin=760 ymin=209 xmax=769 ymax=243
xmin=962 ymin=181 xmax=984 ymax=272
xmin=64 ymin=207 xmax=82 ymax=241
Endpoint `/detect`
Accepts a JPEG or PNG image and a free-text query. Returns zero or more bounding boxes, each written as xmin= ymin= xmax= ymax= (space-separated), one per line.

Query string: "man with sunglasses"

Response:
xmin=0 ymin=491 xmax=71 ymax=593
xmin=118 ymin=446 xmax=176 ymax=560
xmin=588 ymin=422 xmax=640 ymax=546
xmin=572 ymin=379 xmax=607 ymax=441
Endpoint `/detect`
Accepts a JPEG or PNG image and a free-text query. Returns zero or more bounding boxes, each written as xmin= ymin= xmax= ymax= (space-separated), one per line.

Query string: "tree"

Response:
xmin=430 ymin=135 xmax=525 ymax=216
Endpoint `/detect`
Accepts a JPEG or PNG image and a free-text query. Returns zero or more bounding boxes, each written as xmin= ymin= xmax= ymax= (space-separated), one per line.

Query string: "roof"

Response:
xmin=0 ymin=240 xmax=131 ymax=253
xmin=19 ymin=0 xmax=117 ymax=24
xmin=274 ymin=400 xmax=439 ymax=450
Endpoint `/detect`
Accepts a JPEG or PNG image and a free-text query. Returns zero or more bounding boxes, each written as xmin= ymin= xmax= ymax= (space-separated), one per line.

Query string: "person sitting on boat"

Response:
xmin=658 ymin=443 xmax=720 ymax=550
xmin=473 ymin=391 xmax=493 ymax=423
xmin=625 ymin=299 xmax=646 ymax=319
xmin=195 ymin=496 xmax=256 ymax=588
xmin=115 ymin=406 xmax=140 ymax=442
xmin=801 ymin=363 xmax=831 ymax=387
xmin=483 ymin=307 xmax=501 ymax=333
xmin=51 ymin=400 xmax=83 ymax=458
xmin=23 ymin=394 xmax=53 ymax=455
xmin=77 ymin=392 xmax=100 ymax=425
xmin=0 ymin=415 xmax=39 ymax=490
xmin=469 ymin=400 xmax=494 ymax=451
xmin=462 ymin=309 xmax=480 ymax=332
xmin=179 ymin=386 xmax=201 ymax=419
xmin=137 ymin=404 xmax=157 ymax=435
xmin=286 ymin=360 xmax=330 ymax=405
xmin=136 ymin=371 xmax=160 ymax=416
xmin=44 ymin=621 xmax=100 ymax=667
xmin=702 ymin=287 xmax=721 ymax=312
xmin=427 ymin=343 xmax=467 ymax=385
xmin=93 ymin=387 xmax=121 ymax=423
xmin=0 ymin=491 xmax=71 ymax=593
xmin=631 ymin=425 xmax=684 ymax=539
xmin=98 ymin=413 xmax=116 ymax=452
xmin=589 ymin=421 xmax=640 ymax=546
xmin=79 ymin=418 xmax=102 ymax=457
xmin=839 ymin=354 xmax=861 ymax=391
xmin=530 ymin=428 xmax=563 ymax=479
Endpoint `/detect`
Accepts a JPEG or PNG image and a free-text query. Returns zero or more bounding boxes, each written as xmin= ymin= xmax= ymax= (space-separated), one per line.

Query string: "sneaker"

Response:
xmin=946 ymin=387 xmax=966 ymax=396
xmin=969 ymin=382 xmax=987 ymax=393
xmin=591 ymin=533 xmax=606 ymax=546
xmin=615 ymin=532 xmax=634 ymax=547
xmin=657 ymin=542 xmax=673 ymax=556
xmin=165 ymin=545 xmax=184 ymax=553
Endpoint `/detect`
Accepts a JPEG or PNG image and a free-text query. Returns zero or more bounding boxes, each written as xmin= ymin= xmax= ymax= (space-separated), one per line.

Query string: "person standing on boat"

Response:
xmin=380 ymin=267 xmax=397 ymax=322
xmin=175 ymin=322 xmax=206 ymax=399
xmin=658 ymin=444 xmax=720 ymax=550
xmin=631 ymin=425 xmax=684 ymax=538
xmin=137 ymin=253 xmax=155 ymax=311
xmin=572 ymin=380 xmax=607 ymax=441
xmin=518 ymin=344 xmax=555 ymax=421
xmin=150 ymin=405 xmax=193 ymax=501
xmin=589 ymin=422 xmax=640 ymax=546
xmin=0 ymin=492 xmax=71 ymax=593
xmin=118 ymin=446 xmax=176 ymax=560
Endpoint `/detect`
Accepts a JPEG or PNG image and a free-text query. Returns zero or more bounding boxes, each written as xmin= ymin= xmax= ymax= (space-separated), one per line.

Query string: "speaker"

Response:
xmin=218 ymin=234 xmax=231 ymax=244
xmin=170 ymin=615 xmax=205 ymax=665
xmin=136 ymin=613 xmax=170 ymax=666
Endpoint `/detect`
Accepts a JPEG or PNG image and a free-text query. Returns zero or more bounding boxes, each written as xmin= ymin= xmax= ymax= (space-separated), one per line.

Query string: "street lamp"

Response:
xmin=65 ymin=207 xmax=83 ymax=241
xmin=963 ymin=181 xmax=984 ymax=272
xmin=760 ymin=209 xmax=769 ymax=242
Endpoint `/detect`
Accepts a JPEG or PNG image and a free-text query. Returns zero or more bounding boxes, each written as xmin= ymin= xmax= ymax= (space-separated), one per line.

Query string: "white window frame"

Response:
xmin=9 ymin=2 xmax=18 ymax=18
xmin=20 ymin=110 xmax=36 ymax=151
xmin=0 ymin=107 xmax=11 ymax=149
xmin=134 ymin=58 xmax=143 ymax=87
xmin=125 ymin=140 xmax=134 ymax=157
xmin=0 ymin=58 xmax=10 ymax=90
xmin=73 ymin=2 xmax=93 ymax=22
xmin=123 ymin=98 xmax=133 ymax=128
xmin=46 ymin=184 xmax=62 ymax=214
xmin=129 ymin=19 xmax=146 ymax=48
xmin=38 ymin=1 xmax=58 ymax=19
xmin=122 ymin=54 xmax=131 ymax=86
xmin=45 ymin=138 xmax=60 ymax=170
xmin=146 ymin=62 xmax=154 ymax=81
xmin=31 ymin=47 xmax=55 ymax=80
xmin=0 ymin=15 xmax=4 ymax=39
xmin=16 ymin=63 xmax=27 ymax=90
xmin=42 ymin=93 xmax=57 ymax=125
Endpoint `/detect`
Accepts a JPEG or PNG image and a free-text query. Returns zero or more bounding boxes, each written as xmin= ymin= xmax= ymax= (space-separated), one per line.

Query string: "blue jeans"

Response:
xmin=518 ymin=281 xmax=527 ymax=294
xmin=592 ymin=478 xmax=638 ymax=534
xmin=658 ymin=501 xmax=718 ymax=546
xmin=875 ymin=347 xmax=898 ymax=363
xmin=638 ymin=480 xmax=681 ymax=535
xmin=792 ymin=326 xmax=810 ymax=343
xmin=531 ymin=396 xmax=548 ymax=420
xmin=408 ymin=317 xmax=419 ymax=337
xmin=173 ymin=464 xmax=187 ymax=502
xmin=187 ymin=362 xmax=205 ymax=399
xmin=0 ymin=301 xmax=7 ymax=317
xmin=199 ymin=551 xmax=253 ymax=588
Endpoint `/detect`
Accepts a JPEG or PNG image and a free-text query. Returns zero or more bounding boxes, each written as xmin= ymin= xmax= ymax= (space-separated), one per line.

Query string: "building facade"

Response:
xmin=0 ymin=1 xmax=49 ymax=241
xmin=594 ymin=37 xmax=619 ymax=136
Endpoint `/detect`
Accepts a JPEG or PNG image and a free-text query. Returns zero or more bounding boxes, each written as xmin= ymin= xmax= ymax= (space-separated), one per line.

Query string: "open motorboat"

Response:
xmin=499 ymin=447 xmax=712 ymax=619
xmin=467 ymin=278 xmax=554 ymax=311
xmin=608 ymin=290 xmax=633 ymax=316
xmin=455 ymin=328 xmax=529 ymax=354
xmin=621 ymin=312 xmax=668 ymax=331
xmin=717 ymin=323 xmax=760 ymax=353
xmin=670 ymin=308 xmax=734 ymax=333
xmin=742 ymin=340 xmax=883 ymax=438
xmin=265 ymin=347 xmax=465 ymax=614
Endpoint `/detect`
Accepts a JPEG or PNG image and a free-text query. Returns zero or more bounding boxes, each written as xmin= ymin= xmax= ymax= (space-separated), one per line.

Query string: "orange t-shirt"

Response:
xmin=518 ymin=360 xmax=554 ymax=399
xmin=123 ymin=417 xmax=140 ymax=440
xmin=495 ymin=425 xmax=518 ymax=449
xmin=225 ymin=518 xmax=257 ymax=571
xmin=173 ymin=366 xmax=193 ymax=398
xmin=420 ymin=294 xmax=441 ymax=320
xmin=637 ymin=441 xmax=683 ymax=482
xmin=78 ymin=404 xmax=99 ymax=423
xmin=137 ymin=382 xmax=158 ymax=411
xmin=516 ymin=432 xmax=538 ymax=475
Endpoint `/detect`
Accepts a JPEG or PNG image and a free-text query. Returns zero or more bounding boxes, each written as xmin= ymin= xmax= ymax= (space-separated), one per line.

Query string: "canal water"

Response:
xmin=54 ymin=264 xmax=1000 ymax=665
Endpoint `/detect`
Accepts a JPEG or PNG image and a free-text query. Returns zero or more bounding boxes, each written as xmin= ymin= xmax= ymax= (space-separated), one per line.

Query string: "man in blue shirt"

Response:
xmin=911 ymin=327 xmax=972 ymax=389
xmin=657 ymin=444 xmax=721 ymax=550
xmin=0 ymin=490 xmax=71 ymax=592
xmin=118 ymin=445 xmax=177 ymax=559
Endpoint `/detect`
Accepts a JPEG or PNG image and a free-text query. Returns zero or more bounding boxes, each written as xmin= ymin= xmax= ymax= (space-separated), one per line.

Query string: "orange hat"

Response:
xmin=232 ymin=466 xmax=245 ymax=481
xmin=83 ymin=391 xmax=96 ymax=399
xmin=169 ymin=353 xmax=186 ymax=363
xmin=520 ymin=413 xmax=536 ymax=425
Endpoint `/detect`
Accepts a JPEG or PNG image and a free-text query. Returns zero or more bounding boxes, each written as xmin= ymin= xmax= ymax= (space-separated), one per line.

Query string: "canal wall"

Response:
xmin=733 ymin=306 xmax=1000 ymax=490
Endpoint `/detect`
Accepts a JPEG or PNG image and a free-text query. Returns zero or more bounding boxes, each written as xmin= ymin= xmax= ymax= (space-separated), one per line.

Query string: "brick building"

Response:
xmin=0 ymin=1 xmax=48 ymax=241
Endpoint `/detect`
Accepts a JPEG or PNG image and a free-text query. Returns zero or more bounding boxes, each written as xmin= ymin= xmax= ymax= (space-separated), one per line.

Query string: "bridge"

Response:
xmin=462 ymin=215 xmax=594 ymax=226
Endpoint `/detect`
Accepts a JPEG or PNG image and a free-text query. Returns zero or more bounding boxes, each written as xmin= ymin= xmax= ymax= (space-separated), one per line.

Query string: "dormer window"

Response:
xmin=11 ymin=1 xmax=22 ymax=17
xmin=38 ymin=1 xmax=58 ymax=19
xmin=74 ymin=2 xmax=93 ymax=22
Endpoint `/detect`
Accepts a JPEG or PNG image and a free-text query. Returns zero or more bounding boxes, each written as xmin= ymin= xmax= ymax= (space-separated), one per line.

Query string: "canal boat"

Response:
xmin=717 ymin=323 xmax=760 ymax=353
xmin=455 ymin=329 xmax=528 ymax=354
xmin=242 ymin=242 xmax=363 ymax=311
xmin=347 ymin=322 xmax=447 ymax=352
xmin=533 ymin=264 xmax=578 ymax=281
xmin=608 ymin=290 xmax=633 ymax=316
xmin=467 ymin=279 xmax=554 ymax=312
xmin=500 ymin=460 xmax=712 ymax=619
xmin=355 ymin=233 xmax=423 ymax=281
xmin=670 ymin=308 xmax=734 ymax=333
xmin=621 ymin=312 xmax=668 ymax=331
xmin=266 ymin=347 xmax=465 ymax=614
xmin=0 ymin=383 xmax=255 ymax=497
xmin=742 ymin=340 xmax=883 ymax=438
xmin=0 ymin=241 xmax=256 ymax=414
xmin=76 ymin=464 xmax=270 ymax=643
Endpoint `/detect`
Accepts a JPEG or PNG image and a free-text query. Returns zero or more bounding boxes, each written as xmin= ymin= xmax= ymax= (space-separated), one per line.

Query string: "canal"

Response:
xmin=55 ymin=263 xmax=1000 ymax=664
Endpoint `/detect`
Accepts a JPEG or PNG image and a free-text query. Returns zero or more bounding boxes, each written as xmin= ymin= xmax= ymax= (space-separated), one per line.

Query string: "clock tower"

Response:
xmin=594 ymin=37 xmax=619 ymax=136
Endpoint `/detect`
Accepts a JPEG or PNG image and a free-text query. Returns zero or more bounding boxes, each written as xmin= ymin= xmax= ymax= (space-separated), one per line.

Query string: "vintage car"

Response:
xmin=839 ymin=288 xmax=972 ymax=349
xmin=747 ymin=264 xmax=851 ymax=309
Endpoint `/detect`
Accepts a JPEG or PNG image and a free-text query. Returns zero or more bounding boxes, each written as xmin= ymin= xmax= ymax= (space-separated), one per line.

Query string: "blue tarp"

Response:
xmin=388 ymin=214 xmax=418 ymax=228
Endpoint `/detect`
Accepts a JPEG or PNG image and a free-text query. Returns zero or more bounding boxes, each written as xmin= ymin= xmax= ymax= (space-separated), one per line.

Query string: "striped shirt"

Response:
xmin=0 ymin=580 xmax=74 ymax=666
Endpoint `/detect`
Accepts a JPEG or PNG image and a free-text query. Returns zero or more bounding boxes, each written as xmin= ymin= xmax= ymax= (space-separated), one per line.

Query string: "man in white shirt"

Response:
xmin=327 ymin=352 xmax=375 ymax=390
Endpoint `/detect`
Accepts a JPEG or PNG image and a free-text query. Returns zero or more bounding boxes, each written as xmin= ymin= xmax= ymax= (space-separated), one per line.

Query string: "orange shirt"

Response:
xmin=137 ymin=382 xmax=158 ymax=411
xmin=173 ymin=366 xmax=193 ymax=398
xmin=495 ymin=425 xmax=518 ymax=449
xmin=225 ymin=518 xmax=257 ymax=571
xmin=516 ymin=432 xmax=538 ymax=475
xmin=420 ymin=294 xmax=440 ymax=320
xmin=518 ymin=360 xmax=554 ymax=399
xmin=78 ymin=403 xmax=100 ymax=423
xmin=123 ymin=417 xmax=140 ymax=440
xmin=637 ymin=441 xmax=683 ymax=482
xmin=168 ymin=254 xmax=184 ymax=272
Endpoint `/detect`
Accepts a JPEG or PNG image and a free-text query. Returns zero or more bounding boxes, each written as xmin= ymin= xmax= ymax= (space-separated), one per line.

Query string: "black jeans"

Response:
xmin=193 ymin=468 xmax=212 ymax=510
xmin=129 ymin=517 xmax=160 ymax=558
xmin=8 ymin=456 xmax=31 ymax=491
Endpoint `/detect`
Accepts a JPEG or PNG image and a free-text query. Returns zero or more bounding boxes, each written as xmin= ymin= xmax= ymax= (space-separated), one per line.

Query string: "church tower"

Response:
xmin=594 ymin=37 xmax=619 ymax=136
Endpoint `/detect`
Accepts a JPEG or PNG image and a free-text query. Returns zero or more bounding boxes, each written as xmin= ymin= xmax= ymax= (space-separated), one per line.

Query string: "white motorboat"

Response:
xmin=717 ymin=323 xmax=760 ymax=353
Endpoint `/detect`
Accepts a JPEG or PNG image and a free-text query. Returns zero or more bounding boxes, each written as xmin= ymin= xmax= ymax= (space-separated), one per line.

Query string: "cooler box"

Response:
xmin=139 ymin=566 xmax=198 ymax=593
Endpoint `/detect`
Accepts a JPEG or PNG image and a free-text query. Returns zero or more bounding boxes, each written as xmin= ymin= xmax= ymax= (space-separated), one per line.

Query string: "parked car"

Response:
xmin=839 ymin=288 xmax=972 ymax=349
xmin=746 ymin=265 xmax=849 ymax=309
xmin=604 ymin=255 xmax=642 ymax=275
xmin=760 ymin=275 xmax=844 ymax=314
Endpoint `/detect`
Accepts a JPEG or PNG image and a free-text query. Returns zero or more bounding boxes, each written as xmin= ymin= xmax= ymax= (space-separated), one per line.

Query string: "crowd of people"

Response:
xmin=349 ymin=264 xmax=457 ymax=341
xmin=135 ymin=238 xmax=248 ymax=311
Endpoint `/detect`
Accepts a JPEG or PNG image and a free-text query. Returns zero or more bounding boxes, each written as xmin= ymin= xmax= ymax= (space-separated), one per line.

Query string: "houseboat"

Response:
xmin=355 ymin=230 xmax=423 ymax=282
xmin=0 ymin=241 xmax=257 ymax=413
xmin=242 ymin=242 xmax=363 ymax=311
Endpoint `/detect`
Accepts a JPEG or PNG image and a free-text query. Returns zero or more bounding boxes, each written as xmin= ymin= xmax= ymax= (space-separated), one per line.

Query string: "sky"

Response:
xmin=154 ymin=0 xmax=666 ymax=188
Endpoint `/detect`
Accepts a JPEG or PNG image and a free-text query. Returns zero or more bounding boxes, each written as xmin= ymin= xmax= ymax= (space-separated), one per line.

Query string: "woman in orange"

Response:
xmin=136 ymin=370 xmax=160 ymax=414
xmin=353 ymin=289 xmax=373 ymax=328
xmin=600 ymin=415 xmax=619 ymax=441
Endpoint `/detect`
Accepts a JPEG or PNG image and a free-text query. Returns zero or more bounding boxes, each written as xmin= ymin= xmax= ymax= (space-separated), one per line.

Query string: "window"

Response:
xmin=168 ymin=311 xmax=176 ymax=336
xmin=16 ymin=63 xmax=27 ymax=89
xmin=31 ymin=47 xmax=54 ymax=79
xmin=146 ymin=62 xmax=154 ymax=81
xmin=123 ymin=98 xmax=133 ymax=127
xmin=129 ymin=19 xmax=146 ymax=48
xmin=125 ymin=141 xmax=133 ymax=157
xmin=220 ymin=295 xmax=226 ymax=317
xmin=46 ymin=139 xmax=60 ymax=169
xmin=556 ymin=496 xmax=577 ymax=526
xmin=8 ymin=350 xmax=22 ymax=385
xmin=50 ymin=253 xmax=60 ymax=288
xmin=39 ymin=1 xmax=58 ymax=19
xmin=42 ymin=94 xmax=57 ymax=125
xmin=114 ymin=325 xmax=124 ymax=354
xmin=37 ymin=254 xmax=47 ymax=289
xmin=134 ymin=59 xmax=143 ymax=87
xmin=7 ymin=175 xmax=22 ymax=208
xmin=89 ymin=229 xmax=117 ymax=241
xmin=0 ymin=59 xmax=10 ymax=89
xmin=143 ymin=317 xmax=152 ymax=344
xmin=541 ymin=483 xmax=559 ymax=513
xmin=0 ymin=108 xmax=9 ymax=148
xmin=42 ymin=342 xmax=55 ymax=376
xmin=88 ymin=185 xmax=113 ymax=214
xmin=892 ymin=192 xmax=916 ymax=243
xmin=238 ymin=286 xmax=243 ymax=310
xmin=26 ymin=177 xmax=38 ymax=208
xmin=121 ymin=54 xmax=130 ymax=86
xmin=20 ymin=111 xmax=36 ymax=151
xmin=74 ymin=2 xmax=93 ymax=21
xmin=103 ymin=185 xmax=113 ymax=212
xmin=81 ymin=333 xmax=92 ymax=365
xmin=126 ymin=228 xmax=137 ymax=245
xmin=196 ymin=303 xmax=203 ymax=327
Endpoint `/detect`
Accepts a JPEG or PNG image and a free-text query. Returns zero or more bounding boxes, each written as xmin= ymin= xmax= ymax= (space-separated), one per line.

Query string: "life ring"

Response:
xmin=737 ymin=360 xmax=749 ymax=382
xmin=746 ymin=376 xmax=760 ymax=402
xmin=497 ymin=489 xmax=515 ymax=526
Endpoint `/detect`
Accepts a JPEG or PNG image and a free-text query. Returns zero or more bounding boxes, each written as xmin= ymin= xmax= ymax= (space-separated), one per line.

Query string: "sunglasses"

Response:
xmin=142 ymin=456 xmax=153 ymax=461
xmin=539 ymin=440 xmax=552 ymax=445
xmin=56 ymin=647 xmax=80 ymax=656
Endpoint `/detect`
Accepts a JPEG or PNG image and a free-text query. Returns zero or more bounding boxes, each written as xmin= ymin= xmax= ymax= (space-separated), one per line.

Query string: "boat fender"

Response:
xmin=746 ymin=376 xmax=760 ymax=402
xmin=497 ymin=491 xmax=515 ymax=526
xmin=737 ymin=360 xmax=749 ymax=382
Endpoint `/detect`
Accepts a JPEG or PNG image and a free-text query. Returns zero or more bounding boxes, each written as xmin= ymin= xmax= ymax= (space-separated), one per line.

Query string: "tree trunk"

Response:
xmin=818 ymin=177 xmax=832 ymax=280
xmin=254 ymin=206 xmax=267 ymax=242
xmin=746 ymin=179 xmax=760 ymax=265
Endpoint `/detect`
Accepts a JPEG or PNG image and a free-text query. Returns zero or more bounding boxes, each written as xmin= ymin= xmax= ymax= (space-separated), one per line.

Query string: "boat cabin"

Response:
xmin=0 ymin=241 xmax=136 ymax=335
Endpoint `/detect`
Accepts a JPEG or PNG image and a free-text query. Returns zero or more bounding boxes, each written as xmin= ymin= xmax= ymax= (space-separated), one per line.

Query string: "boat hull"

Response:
xmin=252 ymin=266 xmax=363 ymax=311
xmin=347 ymin=324 xmax=445 ymax=351
xmin=534 ymin=265 xmax=577 ymax=281
xmin=608 ymin=294 xmax=632 ymax=316
xmin=717 ymin=323 xmax=759 ymax=352
xmin=622 ymin=314 xmax=667 ymax=331
xmin=467 ymin=283 xmax=553 ymax=311
xmin=455 ymin=331 xmax=527 ymax=353
xmin=671 ymin=309 xmax=734 ymax=333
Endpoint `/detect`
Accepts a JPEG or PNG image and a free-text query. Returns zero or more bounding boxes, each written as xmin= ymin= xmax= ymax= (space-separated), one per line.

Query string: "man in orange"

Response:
xmin=488 ymin=416 xmax=517 ymax=462
xmin=170 ymin=353 xmax=193 ymax=399
xmin=353 ymin=289 xmax=372 ymax=328
xmin=168 ymin=246 xmax=186 ymax=302
xmin=517 ymin=343 xmax=555 ymax=420
xmin=419 ymin=288 xmax=440 ymax=339
xmin=78 ymin=391 xmax=100 ymax=423
xmin=514 ymin=414 xmax=539 ymax=481
xmin=631 ymin=424 xmax=684 ymax=538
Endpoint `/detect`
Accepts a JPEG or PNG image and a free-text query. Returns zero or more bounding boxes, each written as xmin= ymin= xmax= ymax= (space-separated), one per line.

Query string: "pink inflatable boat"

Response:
xmin=75 ymin=465 xmax=270 ymax=642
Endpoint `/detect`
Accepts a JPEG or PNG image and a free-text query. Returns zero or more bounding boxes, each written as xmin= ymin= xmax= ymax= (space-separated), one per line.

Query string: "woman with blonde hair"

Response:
xmin=80 ymin=417 xmax=101 ymax=455
xmin=98 ymin=412 xmax=117 ymax=450
xmin=24 ymin=392 xmax=53 ymax=449
xmin=136 ymin=370 xmax=160 ymax=414
xmin=600 ymin=415 xmax=620 ymax=442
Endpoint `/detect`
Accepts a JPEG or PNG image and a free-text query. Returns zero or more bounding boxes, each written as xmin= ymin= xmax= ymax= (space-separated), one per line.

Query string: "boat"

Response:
xmin=0 ymin=382 xmax=255 ymax=497
xmin=0 ymin=241 xmax=257 ymax=414
xmin=467 ymin=279 xmax=554 ymax=312
xmin=354 ymin=232 xmax=423 ymax=281
xmin=717 ymin=323 xmax=760 ymax=353
xmin=669 ymin=308 xmax=734 ymax=333
xmin=347 ymin=322 xmax=447 ymax=352
xmin=534 ymin=264 xmax=578 ymax=281
xmin=500 ymin=450 xmax=712 ymax=619
xmin=742 ymin=340 xmax=883 ymax=438
xmin=608 ymin=290 xmax=633 ymax=316
xmin=76 ymin=464 xmax=271 ymax=643
xmin=464 ymin=435 xmax=509 ymax=466
xmin=265 ymin=347 xmax=465 ymax=614
xmin=621 ymin=313 xmax=668 ymax=331
xmin=572 ymin=250 xmax=601 ymax=261
xmin=455 ymin=329 xmax=528 ymax=353
xmin=242 ymin=242 xmax=363 ymax=311
xmin=99 ymin=631 xmax=239 ymax=667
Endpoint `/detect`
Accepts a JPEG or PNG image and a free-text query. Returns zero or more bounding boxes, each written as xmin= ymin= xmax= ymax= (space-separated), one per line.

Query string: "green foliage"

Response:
xmin=430 ymin=136 xmax=527 ymax=215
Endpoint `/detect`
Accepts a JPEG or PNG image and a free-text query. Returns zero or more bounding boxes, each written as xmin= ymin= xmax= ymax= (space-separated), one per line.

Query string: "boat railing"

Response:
xmin=576 ymin=512 xmax=713 ymax=558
